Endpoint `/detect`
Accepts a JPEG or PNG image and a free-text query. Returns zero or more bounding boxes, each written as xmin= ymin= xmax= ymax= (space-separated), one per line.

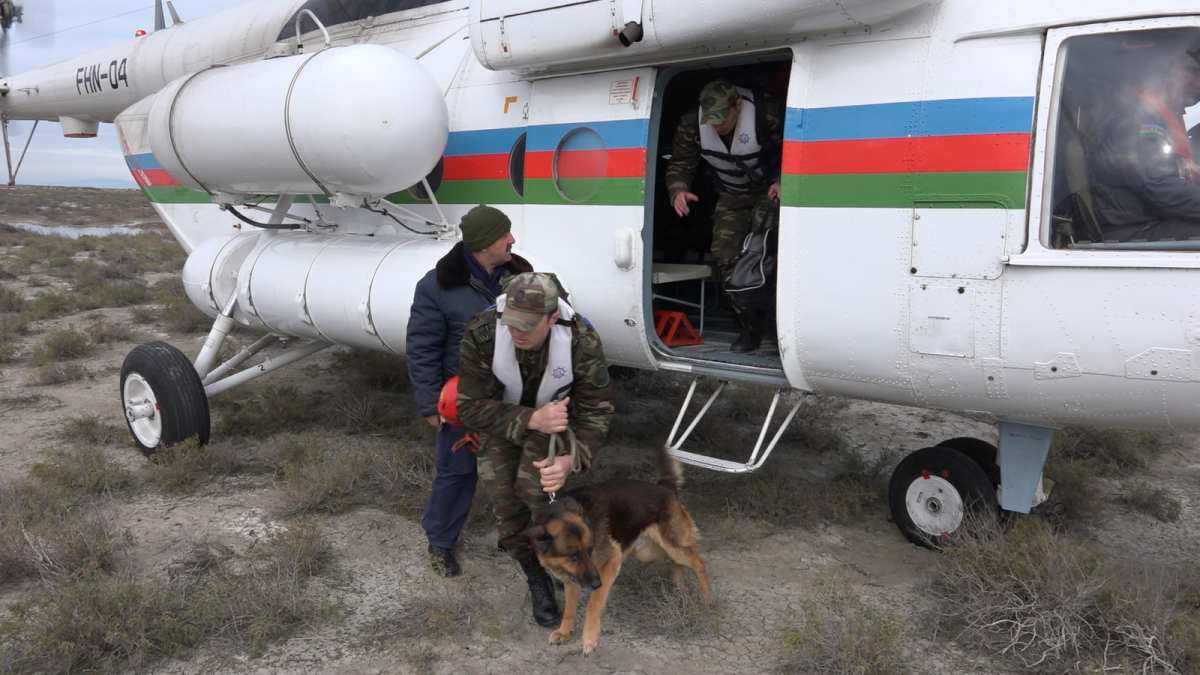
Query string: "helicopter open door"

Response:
xmin=523 ymin=67 xmax=659 ymax=369
xmin=643 ymin=53 xmax=793 ymax=385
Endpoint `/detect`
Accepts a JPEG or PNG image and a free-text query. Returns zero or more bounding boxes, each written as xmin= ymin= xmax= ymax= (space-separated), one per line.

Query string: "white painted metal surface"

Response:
xmin=146 ymin=45 xmax=447 ymax=203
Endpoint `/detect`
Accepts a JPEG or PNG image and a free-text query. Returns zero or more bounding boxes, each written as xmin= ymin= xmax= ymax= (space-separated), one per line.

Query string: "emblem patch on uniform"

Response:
xmin=593 ymin=365 xmax=609 ymax=388
xmin=552 ymin=366 xmax=567 ymax=379
xmin=738 ymin=132 xmax=751 ymax=145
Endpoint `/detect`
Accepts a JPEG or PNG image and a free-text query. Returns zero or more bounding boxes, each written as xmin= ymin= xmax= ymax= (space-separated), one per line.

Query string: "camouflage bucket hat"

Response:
xmin=501 ymin=272 xmax=559 ymax=332
xmin=699 ymin=79 xmax=740 ymax=125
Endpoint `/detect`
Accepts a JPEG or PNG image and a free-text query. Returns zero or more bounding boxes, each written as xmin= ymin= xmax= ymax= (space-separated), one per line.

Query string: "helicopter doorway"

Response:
xmin=644 ymin=53 xmax=792 ymax=379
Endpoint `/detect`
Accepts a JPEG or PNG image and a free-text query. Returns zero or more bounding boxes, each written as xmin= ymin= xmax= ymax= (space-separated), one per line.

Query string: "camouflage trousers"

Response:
xmin=711 ymin=188 xmax=779 ymax=317
xmin=475 ymin=434 xmax=553 ymax=561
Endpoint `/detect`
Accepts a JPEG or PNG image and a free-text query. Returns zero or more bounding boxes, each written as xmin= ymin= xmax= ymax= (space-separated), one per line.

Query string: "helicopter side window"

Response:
xmin=1047 ymin=27 xmax=1200 ymax=251
xmin=277 ymin=0 xmax=451 ymax=39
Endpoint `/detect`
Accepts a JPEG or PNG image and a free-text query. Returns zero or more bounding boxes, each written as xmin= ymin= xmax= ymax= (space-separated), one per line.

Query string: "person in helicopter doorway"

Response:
xmin=666 ymin=78 xmax=784 ymax=353
xmin=1088 ymin=43 xmax=1200 ymax=242
xmin=405 ymin=205 xmax=532 ymax=577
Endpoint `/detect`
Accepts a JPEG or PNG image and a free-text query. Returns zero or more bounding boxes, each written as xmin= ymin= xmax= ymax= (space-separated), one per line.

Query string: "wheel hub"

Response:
xmin=122 ymin=372 xmax=162 ymax=448
xmin=904 ymin=475 xmax=964 ymax=537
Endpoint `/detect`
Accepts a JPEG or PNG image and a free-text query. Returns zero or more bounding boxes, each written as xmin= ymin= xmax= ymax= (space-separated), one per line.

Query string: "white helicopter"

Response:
xmin=3 ymin=0 xmax=1199 ymax=548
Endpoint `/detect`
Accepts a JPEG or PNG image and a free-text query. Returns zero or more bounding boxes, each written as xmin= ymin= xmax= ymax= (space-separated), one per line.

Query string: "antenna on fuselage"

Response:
xmin=154 ymin=0 xmax=164 ymax=31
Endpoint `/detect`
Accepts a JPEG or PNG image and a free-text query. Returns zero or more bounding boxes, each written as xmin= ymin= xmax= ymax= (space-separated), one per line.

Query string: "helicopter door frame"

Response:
xmin=641 ymin=50 xmax=794 ymax=386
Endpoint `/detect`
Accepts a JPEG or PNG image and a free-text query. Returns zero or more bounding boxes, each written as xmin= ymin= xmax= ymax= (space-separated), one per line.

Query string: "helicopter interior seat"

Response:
xmin=1053 ymin=100 xmax=1106 ymax=247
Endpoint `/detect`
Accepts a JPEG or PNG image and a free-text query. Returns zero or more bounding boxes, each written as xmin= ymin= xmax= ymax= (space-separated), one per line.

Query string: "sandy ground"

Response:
xmin=3 ymin=190 xmax=1200 ymax=674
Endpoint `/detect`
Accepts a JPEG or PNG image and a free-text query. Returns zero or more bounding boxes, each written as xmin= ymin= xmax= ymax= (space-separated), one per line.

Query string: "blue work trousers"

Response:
xmin=421 ymin=424 xmax=479 ymax=549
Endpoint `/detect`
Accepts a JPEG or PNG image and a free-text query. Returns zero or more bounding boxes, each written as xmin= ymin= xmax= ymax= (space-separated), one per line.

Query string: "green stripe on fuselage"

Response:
xmin=780 ymin=171 xmax=1027 ymax=209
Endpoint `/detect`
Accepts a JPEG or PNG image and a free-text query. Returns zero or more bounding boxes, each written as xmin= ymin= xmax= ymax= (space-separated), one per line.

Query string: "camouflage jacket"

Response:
xmin=666 ymin=93 xmax=785 ymax=200
xmin=456 ymin=307 xmax=615 ymax=469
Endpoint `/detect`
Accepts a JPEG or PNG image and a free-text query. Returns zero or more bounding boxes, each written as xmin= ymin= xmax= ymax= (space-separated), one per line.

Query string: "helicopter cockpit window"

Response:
xmin=277 ymin=0 xmax=451 ymax=39
xmin=1047 ymin=27 xmax=1200 ymax=250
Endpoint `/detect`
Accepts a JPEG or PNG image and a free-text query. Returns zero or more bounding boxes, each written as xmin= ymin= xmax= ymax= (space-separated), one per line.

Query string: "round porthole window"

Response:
xmin=408 ymin=156 xmax=444 ymax=200
xmin=552 ymin=127 xmax=606 ymax=203
xmin=509 ymin=133 xmax=527 ymax=197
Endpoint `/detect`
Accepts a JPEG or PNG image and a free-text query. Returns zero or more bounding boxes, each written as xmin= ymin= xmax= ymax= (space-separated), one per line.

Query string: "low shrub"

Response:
xmin=777 ymin=565 xmax=907 ymax=675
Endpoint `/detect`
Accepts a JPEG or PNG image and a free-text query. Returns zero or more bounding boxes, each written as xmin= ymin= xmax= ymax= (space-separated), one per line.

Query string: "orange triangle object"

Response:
xmin=654 ymin=310 xmax=704 ymax=346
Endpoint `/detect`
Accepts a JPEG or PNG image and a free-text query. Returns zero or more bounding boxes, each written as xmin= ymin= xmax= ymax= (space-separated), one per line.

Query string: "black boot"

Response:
xmin=518 ymin=555 xmax=561 ymax=627
xmin=730 ymin=309 xmax=764 ymax=353
xmin=428 ymin=545 xmax=461 ymax=577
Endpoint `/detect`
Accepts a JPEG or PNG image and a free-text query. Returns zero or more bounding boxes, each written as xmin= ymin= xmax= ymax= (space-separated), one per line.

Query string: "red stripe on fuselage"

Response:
xmin=525 ymin=148 xmax=647 ymax=179
xmin=131 ymin=168 xmax=180 ymax=187
xmin=444 ymin=154 xmax=509 ymax=181
xmin=782 ymin=134 xmax=1030 ymax=175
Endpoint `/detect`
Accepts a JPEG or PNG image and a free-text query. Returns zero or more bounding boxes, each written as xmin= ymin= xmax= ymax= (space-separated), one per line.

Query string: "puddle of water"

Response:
xmin=7 ymin=221 xmax=150 ymax=239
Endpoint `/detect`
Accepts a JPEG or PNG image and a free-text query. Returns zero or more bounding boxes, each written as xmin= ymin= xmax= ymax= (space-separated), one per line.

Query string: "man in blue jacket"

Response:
xmin=406 ymin=205 xmax=532 ymax=576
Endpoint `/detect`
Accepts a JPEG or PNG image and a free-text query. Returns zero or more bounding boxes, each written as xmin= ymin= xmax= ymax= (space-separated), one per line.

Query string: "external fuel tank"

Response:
xmin=146 ymin=44 xmax=448 ymax=205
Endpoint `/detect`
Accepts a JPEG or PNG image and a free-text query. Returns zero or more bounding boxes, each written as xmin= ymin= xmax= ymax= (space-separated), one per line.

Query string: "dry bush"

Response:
xmin=28 ymin=326 xmax=94 ymax=364
xmin=0 ymin=523 xmax=334 ymax=672
xmin=28 ymin=445 xmax=133 ymax=494
xmin=78 ymin=280 xmax=153 ymax=310
xmin=213 ymin=385 xmax=340 ymax=438
xmin=0 ymin=454 xmax=133 ymax=585
xmin=776 ymin=565 xmax=907 ymax=675
xmin=142 ymin=437 xmax=242 ymax=494
xmin=0 ymin=287 xmax=24 ymax=313
xmin=0 ymin=391 xmax=57 ymax=412
xmin=58 ymin=413 xmax=124 ymax=447
xmin=22 ymin=290 xmax=76 ymax=321
xmin=1043 ymin=428 xmax=1164 ymax=524
xmin=0 ymin=313 xmax=25 ymax=362
xmin=929 ymin=516 xmax=1181 ymax=673
xmin=149 ymin=276 xmax=211 ymax=333
xmin=686 ymin=448 xmax=890 ymax=546
xmin=606 ymin=559 xmax=721 ymax=639
xmin=273 ymin=435 xmax=433 ymax=517
xmin=332 ymin=347 xmax=411 ymax=392
xmin=25 ymin=362 xmax=89 ymax=386
xmin=1121 ymin=481 xmax=1182 ymax=523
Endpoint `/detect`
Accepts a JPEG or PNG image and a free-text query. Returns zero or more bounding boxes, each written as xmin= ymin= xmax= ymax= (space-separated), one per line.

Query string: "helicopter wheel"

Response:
xmin=888 ymin=446 xmax=998 ymax=549
xmin=120 ymin=341 xmax=210 ymax=457
xmin=936 ymin=436 xmax=1000 ymax=486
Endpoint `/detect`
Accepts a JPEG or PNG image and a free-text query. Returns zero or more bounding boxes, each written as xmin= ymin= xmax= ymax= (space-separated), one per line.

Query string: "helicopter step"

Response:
xmin=664 ymin=378 xmax=806 ymax=474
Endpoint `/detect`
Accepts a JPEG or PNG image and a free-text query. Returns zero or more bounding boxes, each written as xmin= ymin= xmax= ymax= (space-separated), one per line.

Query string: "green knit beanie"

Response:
xmin=460 ymin=205 xmax=511 ymax=251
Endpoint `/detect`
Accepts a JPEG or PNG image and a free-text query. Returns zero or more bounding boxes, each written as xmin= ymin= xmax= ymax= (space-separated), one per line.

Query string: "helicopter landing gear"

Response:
xmin=887 ymin=445 xmax=999 ymax=549
xmin=120 ymin=341 xmax=210 ymax=457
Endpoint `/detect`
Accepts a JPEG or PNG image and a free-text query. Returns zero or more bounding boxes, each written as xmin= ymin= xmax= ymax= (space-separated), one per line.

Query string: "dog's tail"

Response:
xmin=655 ymin=442 xmax=684 ymax=494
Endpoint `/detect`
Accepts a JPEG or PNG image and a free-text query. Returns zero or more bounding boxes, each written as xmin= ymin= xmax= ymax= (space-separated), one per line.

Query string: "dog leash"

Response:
xmin=545 ymin=426 xmax=580 ymax=504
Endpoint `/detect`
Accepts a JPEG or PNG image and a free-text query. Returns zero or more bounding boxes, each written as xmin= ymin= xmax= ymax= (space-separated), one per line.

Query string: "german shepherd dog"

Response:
xmin=524 ymin=444 xmax=711 ymax=656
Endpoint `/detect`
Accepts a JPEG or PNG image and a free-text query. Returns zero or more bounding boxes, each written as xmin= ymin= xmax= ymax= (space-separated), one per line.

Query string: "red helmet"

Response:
xmin=438 ymin=376 xmax=465 ymax=427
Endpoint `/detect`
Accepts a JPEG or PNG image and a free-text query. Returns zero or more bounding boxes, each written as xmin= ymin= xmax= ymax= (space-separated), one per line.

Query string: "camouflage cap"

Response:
xmin=699 ymin=79 xmax=740 ymax=125
xmin=500 ymin=272 xmax=559 ymax=332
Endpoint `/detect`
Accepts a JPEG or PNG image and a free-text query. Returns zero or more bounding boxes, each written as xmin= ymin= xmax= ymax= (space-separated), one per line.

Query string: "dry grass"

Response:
xmin=1043 ymin=428 xmax=1164 ymax=524
xmin=332 ymin=348 xmax=411 ymax=392
xmin=25 ymin=362 xmax=89 ymax=386
xmin=606 ymin=559 xmax=722 ymax=640
xmin=27 ymin=325 xmax=95 ymax=364
xmin=776 ymin=565 xmax=907 ymax=675
xmin=929 ymin=516 xmax=1184 ymax=673
xmin=1121 ymin=481 xmax=1182 ymax=523
xmin=142 ymin=437 xmax=242 ymax=494
xmin=0 ymin=522 xmax=334 ymax=672
xmin=272 ymin=435 xmax=434 ymax=517
xmin=0 ymin=447 xmax=135 ymax=585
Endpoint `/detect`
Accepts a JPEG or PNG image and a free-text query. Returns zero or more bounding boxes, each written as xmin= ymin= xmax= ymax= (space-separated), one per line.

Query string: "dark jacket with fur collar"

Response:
xmin=406 ymin=242 xmax=533 ymax=416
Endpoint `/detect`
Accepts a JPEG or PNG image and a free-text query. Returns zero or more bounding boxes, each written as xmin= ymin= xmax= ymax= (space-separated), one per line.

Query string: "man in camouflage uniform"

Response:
xmin=666 ymin=78 xmax=784 ymax=353
xmin=456 ymin=272 xmax=614 ymax=628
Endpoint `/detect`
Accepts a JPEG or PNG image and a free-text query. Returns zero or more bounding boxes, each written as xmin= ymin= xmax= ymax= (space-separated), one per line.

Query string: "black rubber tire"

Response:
xmin=888 ymin=446 xmax=999 ymax=549
xmin=120 ymin=341 xmax=210 ymax=457
xmin=937 ymin=436 xmax=1001 ymax=486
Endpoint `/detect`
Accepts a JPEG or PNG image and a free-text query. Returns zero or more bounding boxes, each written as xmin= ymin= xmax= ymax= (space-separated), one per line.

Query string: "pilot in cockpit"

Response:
xmin=1087 ymin=42 xmax=1200 ymax=242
